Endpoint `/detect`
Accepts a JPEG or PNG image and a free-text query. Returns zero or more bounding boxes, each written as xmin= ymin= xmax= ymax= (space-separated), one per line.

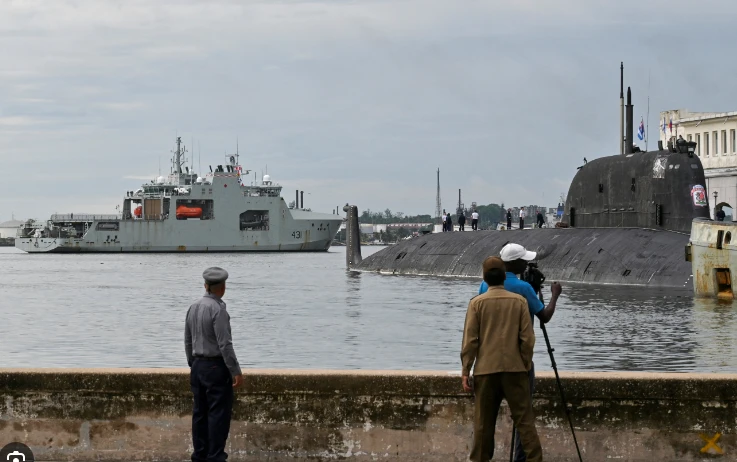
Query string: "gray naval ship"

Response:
xmin=16 ymin=138 xmax=342 ymax=253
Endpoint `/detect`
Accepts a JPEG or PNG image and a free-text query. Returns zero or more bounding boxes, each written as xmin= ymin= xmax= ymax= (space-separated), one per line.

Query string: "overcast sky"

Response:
xmin=2 ymin=0 xmax=736 ymax=222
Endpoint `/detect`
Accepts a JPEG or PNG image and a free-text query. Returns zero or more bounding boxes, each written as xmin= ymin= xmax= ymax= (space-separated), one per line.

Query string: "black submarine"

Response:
xmin=345 ymin=67 xmax=711 ymax=288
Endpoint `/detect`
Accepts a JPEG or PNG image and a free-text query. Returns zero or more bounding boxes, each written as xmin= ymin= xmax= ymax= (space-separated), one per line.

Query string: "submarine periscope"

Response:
xmin=347 ymin=68 xmax=710 ymax=288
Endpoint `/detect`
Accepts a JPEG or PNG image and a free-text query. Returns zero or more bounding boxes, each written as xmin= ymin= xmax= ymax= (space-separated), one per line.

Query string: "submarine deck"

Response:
xmin=355 ymin=227 xmax=693 ymax=288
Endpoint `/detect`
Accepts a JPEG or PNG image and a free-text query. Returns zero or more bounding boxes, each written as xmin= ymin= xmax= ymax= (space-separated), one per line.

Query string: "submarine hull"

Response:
xmin=354 ymin=228 xmax=692 ymax=288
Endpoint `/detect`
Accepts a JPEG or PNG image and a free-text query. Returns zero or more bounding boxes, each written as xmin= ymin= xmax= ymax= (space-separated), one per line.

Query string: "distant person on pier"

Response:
xmin=458 ymin=212 xmax=466 ymax=231
xmin=506 ymin=209 xmax=512 ymax=230
xmin=477 ymin=244 xmax=562 ymax=462
xmin=462 ymin=256 xmax=543 ymax=462
xmin=519 ymin=207 xmax=527 ymax=230
xmin=442 ymin=213 xmax=447 ymax=232
xmin=716 ymin=208 xmax=726 ymax=221
xmin=185 ymin=267 xmax=243 ymax=462
xmin=536 ymin=211 xmax=544 ymax=228
xmin=447 ymin=212 xmax=453 ymax=232
xmin=471 ymin=211 xmax=479 ymax=230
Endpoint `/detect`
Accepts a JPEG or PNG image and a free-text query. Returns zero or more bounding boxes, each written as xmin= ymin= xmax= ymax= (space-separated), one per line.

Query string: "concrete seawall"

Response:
xmin=1 ymin=369 xmax=735 ymax=461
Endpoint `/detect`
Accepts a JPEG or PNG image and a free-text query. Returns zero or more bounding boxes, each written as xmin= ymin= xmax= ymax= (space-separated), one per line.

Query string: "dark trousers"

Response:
xmin=537 ymin=220 xmax=544 ymax=228
xmin=190 ymin=358 xmax=234 ymax=462
xmin=507 ymin=219 xmax=512 ymax=229
xmin=472 ymin=219 xmax=478 ymax=230
xmin=519 ymin=218 xmax=524 ymax=229
xmin=459 ymin=222 xmax=465 ymax=231
xmin=470 ymin=371 xmax=542 ymax=462
xmin=513 ymin=364 xmax=536 ymax=462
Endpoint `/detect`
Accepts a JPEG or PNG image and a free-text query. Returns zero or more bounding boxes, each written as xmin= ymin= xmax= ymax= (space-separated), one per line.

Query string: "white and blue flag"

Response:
xmin=638 ymin=118 xmax=645 ymax=141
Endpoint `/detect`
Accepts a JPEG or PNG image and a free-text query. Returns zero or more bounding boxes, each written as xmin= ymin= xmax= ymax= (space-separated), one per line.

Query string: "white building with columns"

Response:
xmin=659 ymin=109 xmax=737 ymax=219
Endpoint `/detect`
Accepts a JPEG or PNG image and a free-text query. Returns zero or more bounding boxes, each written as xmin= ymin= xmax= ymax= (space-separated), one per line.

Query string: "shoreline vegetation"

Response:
xmin=335 ymin=204 xmax=507 ymax=244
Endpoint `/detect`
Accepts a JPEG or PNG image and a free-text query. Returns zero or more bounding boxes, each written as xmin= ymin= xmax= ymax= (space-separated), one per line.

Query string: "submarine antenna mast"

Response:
xmin=625 ymin=87 xmax=634 ymax=154
xmin=435 ymin=168 xmax=442 ymax=225
xmin=620 ymin=62 xmax=624 ymax=155
xmin=646 ymin=70 xmax=651 ymax=152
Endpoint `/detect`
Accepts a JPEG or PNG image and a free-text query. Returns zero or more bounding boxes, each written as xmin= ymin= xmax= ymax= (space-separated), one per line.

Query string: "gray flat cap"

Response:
xmin=203 ymin=267 xmax=229 ymax=284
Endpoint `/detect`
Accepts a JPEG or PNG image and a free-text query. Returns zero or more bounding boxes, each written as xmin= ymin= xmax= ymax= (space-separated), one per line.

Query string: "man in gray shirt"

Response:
xmin=185 ymin=267 xmax=243 ymax=462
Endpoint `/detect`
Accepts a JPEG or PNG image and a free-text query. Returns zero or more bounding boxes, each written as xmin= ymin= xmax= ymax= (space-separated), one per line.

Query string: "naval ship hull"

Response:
xmin=16 ymin=208 xmax=341 ymax=253
xmin=352 ymin=227 xmax=693 ymax=288
xmin=346 ymin=147 xmax=708 ymax=288
xmin=17 ymin=138 xmax=342 ymax=254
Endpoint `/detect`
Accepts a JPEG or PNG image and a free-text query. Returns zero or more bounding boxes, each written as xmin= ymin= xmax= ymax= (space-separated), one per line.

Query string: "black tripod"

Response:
xmin=509 ymin=288 xmax=583 ymax=462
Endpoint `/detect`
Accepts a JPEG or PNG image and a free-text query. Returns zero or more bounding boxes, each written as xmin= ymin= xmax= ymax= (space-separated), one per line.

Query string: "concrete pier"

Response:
xmin=1 ymin=369 xmax=735 ymax=461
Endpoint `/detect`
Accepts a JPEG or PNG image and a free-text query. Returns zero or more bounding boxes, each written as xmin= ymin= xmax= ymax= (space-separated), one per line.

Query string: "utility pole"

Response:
xmin=435 ymin=168 xmax=442 ymax=225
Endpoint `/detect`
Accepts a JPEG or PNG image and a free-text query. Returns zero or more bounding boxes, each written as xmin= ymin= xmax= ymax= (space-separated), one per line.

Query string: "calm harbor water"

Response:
xmin=2 ymin=246 xmax=737 ymax=372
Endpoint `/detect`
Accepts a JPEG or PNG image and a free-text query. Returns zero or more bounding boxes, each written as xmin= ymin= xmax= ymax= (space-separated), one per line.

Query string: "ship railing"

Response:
xmin=51 ymin=214 xmax=121 ymax=222
xmin=121 ymin=214 xmax=168 ymax=221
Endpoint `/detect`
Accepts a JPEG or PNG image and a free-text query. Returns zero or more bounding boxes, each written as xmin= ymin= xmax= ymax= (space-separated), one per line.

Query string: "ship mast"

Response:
xmin=172 ymin=137 xmax=187 ymax=175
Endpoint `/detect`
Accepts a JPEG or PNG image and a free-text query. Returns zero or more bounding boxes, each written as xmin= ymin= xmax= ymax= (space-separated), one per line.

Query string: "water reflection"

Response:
xmin=543 ymin=286 xmax=700 ymax=372
xmin=1 ymin=247 xmax=736 ymax=372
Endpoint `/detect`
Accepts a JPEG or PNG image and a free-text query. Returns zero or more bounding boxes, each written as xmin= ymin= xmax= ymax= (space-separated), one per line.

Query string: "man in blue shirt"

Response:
xmin=478 ymin=243 xmax=562 ymax=462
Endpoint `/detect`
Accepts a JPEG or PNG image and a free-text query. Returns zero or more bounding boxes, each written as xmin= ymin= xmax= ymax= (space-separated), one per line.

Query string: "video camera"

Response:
xmin=521 ymin=262 xmax=546 ymax=294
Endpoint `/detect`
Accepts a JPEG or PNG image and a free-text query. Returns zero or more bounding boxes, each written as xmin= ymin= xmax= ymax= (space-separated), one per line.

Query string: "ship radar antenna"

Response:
xmin=171 ymin=136 xmax=188 ymax=175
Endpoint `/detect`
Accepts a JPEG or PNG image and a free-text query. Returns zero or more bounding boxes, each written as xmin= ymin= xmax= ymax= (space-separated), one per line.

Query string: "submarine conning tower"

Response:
xmin=562 ymin=81 xmax=710 ymax=234
xmin=563 ymin=147 xmax=710 ymax=234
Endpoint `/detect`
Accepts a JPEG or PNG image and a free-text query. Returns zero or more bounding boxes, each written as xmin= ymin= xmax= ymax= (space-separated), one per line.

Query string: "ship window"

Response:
xmin=96 ymin=222 xmax=119 ymax=231
xmin=240 ymin=210 xmax=269 ymax=231
xmin=717 ymin=230 xmax=724 ymax=250
xmin=631 ymin=178 xmax=636 ymax=191
xmin=732 ymin=129 xmax=736 ymax=154
xmin=696 ymin=133 xmax=701 ymax=156
xmin=713 ymin=131 xmax=718 ymax=156
xmin=687 ymin=134 xmax=692 ymax=142
xmin=725 ymin=232 xmax=732 ymax=245
xmin=598 ymin=184 xmax=603 ymax=193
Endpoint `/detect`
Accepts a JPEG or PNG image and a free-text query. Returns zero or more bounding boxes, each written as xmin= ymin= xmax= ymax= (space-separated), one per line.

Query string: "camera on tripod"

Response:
xmin=522 ymin=262 xmax=546 ymax=294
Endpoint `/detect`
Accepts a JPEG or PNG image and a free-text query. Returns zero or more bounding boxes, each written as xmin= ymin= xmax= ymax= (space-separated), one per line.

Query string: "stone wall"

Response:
xmin=0 ymin=369 xmax=735 ymax=461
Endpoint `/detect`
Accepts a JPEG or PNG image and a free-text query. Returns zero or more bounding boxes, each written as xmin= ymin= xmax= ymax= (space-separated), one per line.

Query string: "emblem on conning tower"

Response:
xmin=691 ymin=185 xmax=707 ymax=207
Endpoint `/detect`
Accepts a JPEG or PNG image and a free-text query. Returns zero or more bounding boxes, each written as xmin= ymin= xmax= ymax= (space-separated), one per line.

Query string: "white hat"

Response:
xmin=500 ymin=243 xmax=537 ymax=262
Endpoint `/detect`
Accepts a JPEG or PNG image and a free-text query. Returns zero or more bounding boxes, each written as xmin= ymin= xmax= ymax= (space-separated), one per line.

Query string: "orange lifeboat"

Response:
xmin=176 ymin=205 xmax=203 ymax=219
xmin=134 ymin=206 xmax=142 ymax=218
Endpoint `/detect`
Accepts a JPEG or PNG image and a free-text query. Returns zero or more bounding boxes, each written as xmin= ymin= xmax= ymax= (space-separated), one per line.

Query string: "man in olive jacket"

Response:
xmin=461 ymin=256 xmax=542 ymax=462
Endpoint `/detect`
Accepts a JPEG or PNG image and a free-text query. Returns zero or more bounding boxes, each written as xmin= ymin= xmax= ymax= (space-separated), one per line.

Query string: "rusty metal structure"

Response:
xmin=688 ymin=218 xmax=737 ymax=298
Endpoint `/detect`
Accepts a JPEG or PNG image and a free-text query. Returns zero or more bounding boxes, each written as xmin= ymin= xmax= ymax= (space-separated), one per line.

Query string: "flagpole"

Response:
xmin=646 ymin=70 xmax=650 ymax=152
